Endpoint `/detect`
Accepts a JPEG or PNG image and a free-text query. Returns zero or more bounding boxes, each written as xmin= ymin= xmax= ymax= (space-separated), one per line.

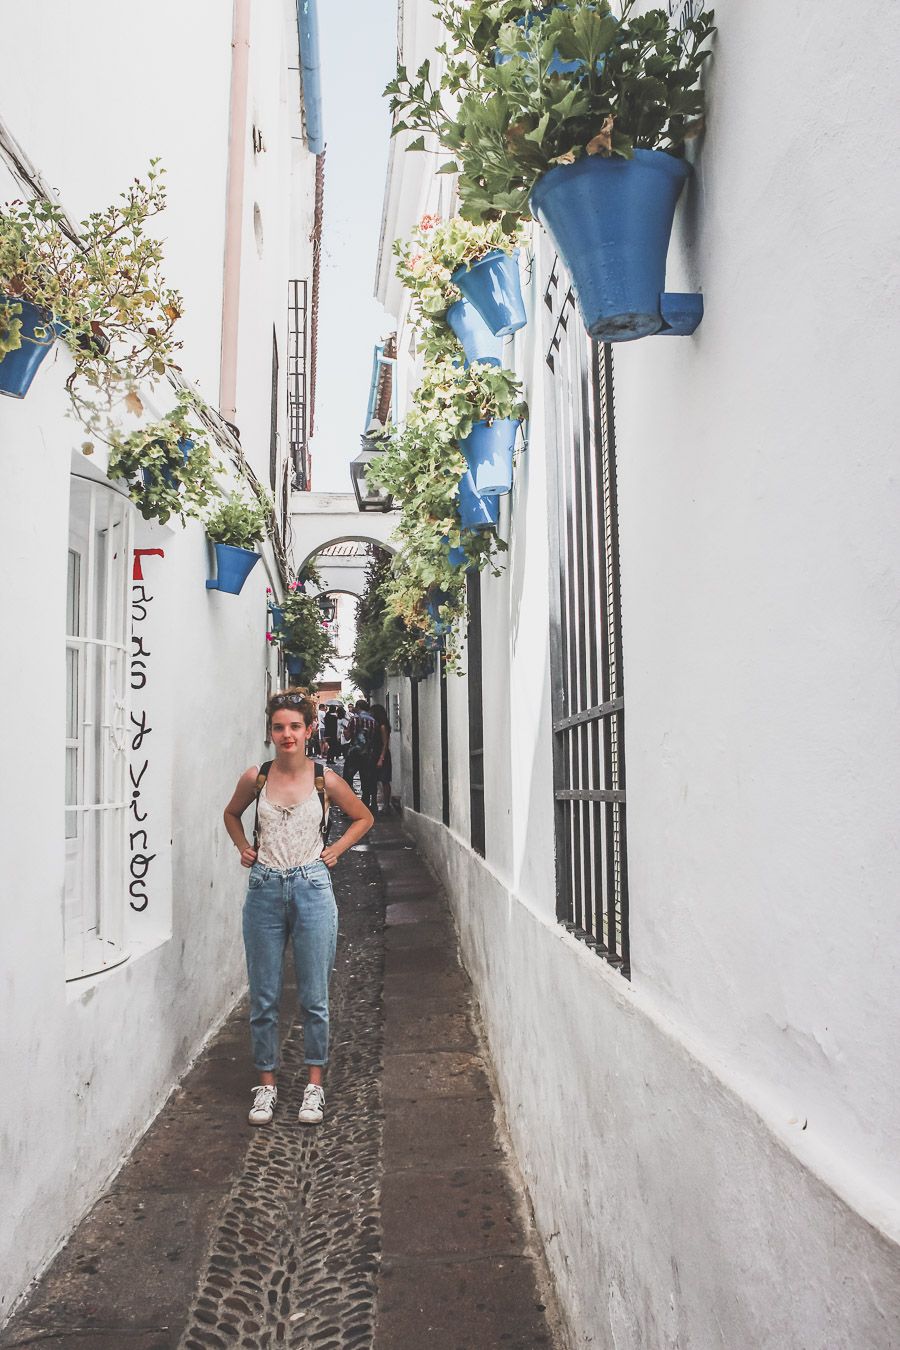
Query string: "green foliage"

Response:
xmin=278 ymin=583 xmax=338 ymax=684
xmin=0 ymin=162 xmax=185 ymax=421
xmin=205 ymin=493 xmax=269 ymax=550
xmin=106 ymin=393 xmax=220 ymax=526
xmin=386 ymin=0 xmax=715 ymax=227
xmin=368 ymin=353 xmax=520 ymax=666
xmin=0 ymin=297 xmax=23 ymax=358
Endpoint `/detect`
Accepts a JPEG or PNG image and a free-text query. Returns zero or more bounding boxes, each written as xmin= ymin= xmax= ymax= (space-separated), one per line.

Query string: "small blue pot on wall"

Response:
xmin=530 ymin=149 xmax=703 ymax=341
xmin=0 ymin=298 xmax=65 ymax=399
xmin=141 ymin=437 xmax=194 ymax=489
xmin=457 ymin=470 xmax=500 ymax=531
xmin=445 ymin=298 xmax=505 ymax=367
xmin=206 ymin=543 xmax=260 ymax=595
xmin=285 ymin=653 xmax=304 ymax=680
xmin=460 ymin=418 xmax=519 ymax=497
xmin=425 ymin=588 xmax=453 ymax=635
xmin=269 ymin=605 xmax=285 ymax=631
xmin=451 ymin=250 xmax=527 ymax=338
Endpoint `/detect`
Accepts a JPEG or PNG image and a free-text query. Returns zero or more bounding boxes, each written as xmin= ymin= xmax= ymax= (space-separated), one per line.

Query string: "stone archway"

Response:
xmin=291 ymin=492 xmax=398 ymax=574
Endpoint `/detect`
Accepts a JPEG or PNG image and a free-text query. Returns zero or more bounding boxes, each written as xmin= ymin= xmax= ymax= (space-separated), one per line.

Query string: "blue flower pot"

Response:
xmin=285 ymin=654 xmax=304 ymax=680
xmin=458 ymin=469 xmax=500 ymax=531
xmin=529 ymin=149 xmax=692 ymax=341
xmin=440 ymin=534 xmax=469 ymax=569
xmin=141 ymin=436 xmax=194 ymax=490
xmin=269 ymin=605 xmax=284 ymax=631
xmin=494 ymin=5 xmax=615 ymax=76
xmin=460 ymin=418 xmax=519 ymax=497
xmin=445 ymin=298 xmax=504 ymax=367
xmin=0 ymin=298 xmax=64 ymax=399
xmin=425 ymin=588 xmax=453 ymax=635
xmin=206 ymin=542 xmax=260 ymax=594
xmin=424 ymin=634 xmax=446 ymax=652
xmin=451 ymin=250 xmax=526 ymax=338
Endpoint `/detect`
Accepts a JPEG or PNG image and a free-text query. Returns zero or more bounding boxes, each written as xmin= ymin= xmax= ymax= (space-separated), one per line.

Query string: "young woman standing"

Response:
xmin=223 ymin=690 xmax=373 ymax=1127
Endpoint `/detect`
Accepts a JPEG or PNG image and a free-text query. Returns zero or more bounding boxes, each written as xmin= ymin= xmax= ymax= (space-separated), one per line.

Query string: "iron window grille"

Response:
xmin=466 ymin=571 xmax=486 ymax=857
xmin=410 ymin=678 xmax=421 ymax=813
xmin=544 ymin=254 xmax=630 ymax=977
xmin=288 ymin=278 xmax=310 ymax=490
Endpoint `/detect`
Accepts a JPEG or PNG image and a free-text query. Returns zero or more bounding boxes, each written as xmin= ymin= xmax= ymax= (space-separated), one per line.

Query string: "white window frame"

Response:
xmin=65 ymin=475 xmax=133 ymax=981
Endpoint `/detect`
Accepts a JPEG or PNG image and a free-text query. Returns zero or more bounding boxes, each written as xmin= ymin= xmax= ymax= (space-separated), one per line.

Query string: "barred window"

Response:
xmin=544 ymin=254 xmax=630 ymax=976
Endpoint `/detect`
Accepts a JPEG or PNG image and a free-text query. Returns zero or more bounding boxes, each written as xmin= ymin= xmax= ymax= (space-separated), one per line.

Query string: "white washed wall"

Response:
xmin=0 ymin=0 xmax=316 ymax=1320
xmin=380 ymin=0 xmax=900 ymax=1344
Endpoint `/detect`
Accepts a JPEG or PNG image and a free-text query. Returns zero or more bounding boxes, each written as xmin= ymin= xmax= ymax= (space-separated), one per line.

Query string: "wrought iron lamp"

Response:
xmin=350 ymin=420 xmax=393 ymax=512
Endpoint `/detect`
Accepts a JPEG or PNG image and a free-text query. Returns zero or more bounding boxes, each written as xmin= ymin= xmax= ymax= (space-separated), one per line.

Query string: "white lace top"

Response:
xmin=256 ymin=781 xmax=328 ymax=869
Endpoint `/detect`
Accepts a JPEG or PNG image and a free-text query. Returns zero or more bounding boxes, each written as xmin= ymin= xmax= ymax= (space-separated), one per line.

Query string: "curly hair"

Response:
xmin=266 ymin=688 xmax=317 ymax=726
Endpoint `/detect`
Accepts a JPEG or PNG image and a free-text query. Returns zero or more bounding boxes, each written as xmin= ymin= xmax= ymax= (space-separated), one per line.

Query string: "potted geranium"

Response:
xmin=387 ymin=0 xmax=715 ymax=340
xmin=0 ymin=162 xmax=184 ymax=399
xmin=277 ymin=582 xmax=338 ymax=683
xmin=205 ymin=494 xmax=269 ymax=594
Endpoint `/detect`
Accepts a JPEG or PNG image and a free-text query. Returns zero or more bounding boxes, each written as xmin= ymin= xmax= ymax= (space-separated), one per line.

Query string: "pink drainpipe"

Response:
xmin=220 ymin=0 xmax=251 ymax=423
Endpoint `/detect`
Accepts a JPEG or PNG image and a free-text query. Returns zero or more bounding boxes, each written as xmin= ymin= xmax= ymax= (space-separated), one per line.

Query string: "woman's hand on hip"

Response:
xmin=240 ymin=846 xmax=258 ymax=869
xmin=320 ymin=845 xmax=340 ymax=869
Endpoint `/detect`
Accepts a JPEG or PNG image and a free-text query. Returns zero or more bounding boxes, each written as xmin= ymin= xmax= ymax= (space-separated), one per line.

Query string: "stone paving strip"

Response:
xmin=1 ymin=815 xmax=559 ymax=1350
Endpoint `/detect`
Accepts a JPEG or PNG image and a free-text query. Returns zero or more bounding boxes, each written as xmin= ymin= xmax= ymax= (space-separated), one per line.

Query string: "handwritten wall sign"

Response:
xmin=129 ymin=549 xmax=164 ymax=912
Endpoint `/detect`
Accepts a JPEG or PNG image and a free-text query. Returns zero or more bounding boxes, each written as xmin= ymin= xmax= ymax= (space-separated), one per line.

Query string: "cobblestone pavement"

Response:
xmin=1 ymin=814 xmax=560 ymax=1350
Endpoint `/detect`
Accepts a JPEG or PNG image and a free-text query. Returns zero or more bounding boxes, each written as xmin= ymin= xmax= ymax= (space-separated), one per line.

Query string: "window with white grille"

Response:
xmin=65 ymin=475 xmax=133 ymax=981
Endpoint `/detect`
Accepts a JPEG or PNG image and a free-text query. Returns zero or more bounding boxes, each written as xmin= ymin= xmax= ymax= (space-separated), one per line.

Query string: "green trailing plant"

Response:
xmin=386 ymin=0 xmax=715 ymax=228
xmin=277 ymin=582 xmax=338 ymax=684
xmin=205 ymin=493 xmax=269 ymax=551
xmin=106 ymin=392 xmax=221 ymax=526
xmin=394 ymin=213 xmax=528 ymax=323
xmin=0 ymin=162 xmax=185 ymax=420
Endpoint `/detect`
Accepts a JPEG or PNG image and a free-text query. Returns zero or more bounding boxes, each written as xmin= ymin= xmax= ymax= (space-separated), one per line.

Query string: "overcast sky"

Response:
xmin=309 ymin=0 xmax=396 ymax=494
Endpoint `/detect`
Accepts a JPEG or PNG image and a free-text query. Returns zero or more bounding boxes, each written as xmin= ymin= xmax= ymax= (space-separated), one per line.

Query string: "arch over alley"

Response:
xmin=290 ymin=491 xmax=398 ymax=574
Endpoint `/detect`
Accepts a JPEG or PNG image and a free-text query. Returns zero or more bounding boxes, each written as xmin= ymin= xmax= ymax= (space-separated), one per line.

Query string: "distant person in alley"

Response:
xmin=341 ymin=698 xmax=379 ymax=811
xmin=223 ymin=690 xmax=373 ymax=1128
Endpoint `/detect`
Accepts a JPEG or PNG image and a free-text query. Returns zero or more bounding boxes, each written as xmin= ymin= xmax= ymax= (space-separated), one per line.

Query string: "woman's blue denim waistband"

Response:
xmin=251 ymin=859 xmax=329 ymax=880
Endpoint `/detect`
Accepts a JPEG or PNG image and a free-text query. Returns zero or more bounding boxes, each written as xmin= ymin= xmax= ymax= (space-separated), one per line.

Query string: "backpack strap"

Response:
xmin=314 ymin=760 xmax=331 ymax=843
xmin=252 ymin=760 xmax=273 ymax=852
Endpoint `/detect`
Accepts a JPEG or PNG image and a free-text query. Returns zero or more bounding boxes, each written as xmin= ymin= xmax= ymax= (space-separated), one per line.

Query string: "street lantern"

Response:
xmin=350 ymin=420 xmax=393 ymax=512
xmin=317 ymin=594 xmax=337 ymax=623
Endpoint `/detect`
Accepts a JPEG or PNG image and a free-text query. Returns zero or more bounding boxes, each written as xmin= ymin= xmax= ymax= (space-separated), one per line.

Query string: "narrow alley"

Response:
xmin=0 ymin=815 xmax=559 ymax=1350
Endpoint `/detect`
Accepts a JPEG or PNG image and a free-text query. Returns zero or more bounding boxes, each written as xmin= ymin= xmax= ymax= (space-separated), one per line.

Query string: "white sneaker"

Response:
xmin=298 ymin=1082 xmax=325 ymax=1125
xmin=248 ymin=1084 xmax=277 ymax=1125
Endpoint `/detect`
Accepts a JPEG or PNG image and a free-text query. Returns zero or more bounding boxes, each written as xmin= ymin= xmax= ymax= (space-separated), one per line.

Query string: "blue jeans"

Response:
xmin=242 ymin=860 xmax=338 ymax=1071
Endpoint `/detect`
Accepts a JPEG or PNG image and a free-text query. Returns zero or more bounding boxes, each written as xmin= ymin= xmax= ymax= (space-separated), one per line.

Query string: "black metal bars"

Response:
xmin=545 ymin=258 xmax=630 ymax=977
xmin=466 ymin=571 xmax=486 ymax=857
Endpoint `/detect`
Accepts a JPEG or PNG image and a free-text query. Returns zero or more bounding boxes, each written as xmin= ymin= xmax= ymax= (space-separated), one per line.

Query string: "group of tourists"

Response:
xmin=222 ymin=686 xmax=391 ymax=1131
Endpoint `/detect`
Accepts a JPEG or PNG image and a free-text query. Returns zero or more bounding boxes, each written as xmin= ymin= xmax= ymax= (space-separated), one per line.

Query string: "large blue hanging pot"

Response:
xmin=206 ymin=542 xmax=260 ymax=594
xmin=284 ymin=653 xmax=305 ymax=680
xmin=451 ymin=250 xmax=526 ymax=338
xmin=0 ymin=297 xmax=65 ymax=399
xmin=440 ymin=534 xmax=469 ymax=570
xmin=530 ymin=149 xmax=691 ymax=341
xmin=457 ymin=469 xmax=500 ymax=531
xmin=445 ymin=297 xmax=504 ymax=367
xmin=460 ymin=418 xmax=519 ymax=497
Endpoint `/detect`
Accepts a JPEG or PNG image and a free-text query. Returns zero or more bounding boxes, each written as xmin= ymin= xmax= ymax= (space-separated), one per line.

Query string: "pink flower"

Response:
xmin=266 ymin=586 xmax=272 ymax=594
xmin=419 ymin=213 xmax=440 ymax=231
xmin=266 ymin=631 xmax=273 ymax=641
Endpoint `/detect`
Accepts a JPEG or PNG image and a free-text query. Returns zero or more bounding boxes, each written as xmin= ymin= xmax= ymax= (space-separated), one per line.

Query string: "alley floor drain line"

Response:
xmin=179 ymin=838 xmax=385 ymax=1350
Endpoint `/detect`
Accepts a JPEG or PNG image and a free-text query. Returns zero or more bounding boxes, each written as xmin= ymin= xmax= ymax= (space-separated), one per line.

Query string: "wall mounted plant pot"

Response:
xmin=424 ymin=634 xmax=446 ymax=652
xmin=284 ymin=654 xmax=305 ymax=680
xmin=460 ymin=418 xmax=519 ymax=497
xmin=205 ymin=542 xmax=260 ymax=594
xmin=425 ymin=588 xmax=453 ymax=635
xmin=445 ymin=298 xmax=504 ymax=367
xmin=269 ymin=605 xmax=285 ymax=631
xmin=0 ymin=297 xmax=64 ymax=399
xmin=141 ymin=437 xmax=194 ymax=490
xmin=530 ymin=149 xmax=702 ymax=341
xmin=443 ymin=539 xmax=469 ymax=570
xmin=458 ymin=469 xmax=500 ymax=531
xmin=451 ymin=250 xmax=526 ymax=338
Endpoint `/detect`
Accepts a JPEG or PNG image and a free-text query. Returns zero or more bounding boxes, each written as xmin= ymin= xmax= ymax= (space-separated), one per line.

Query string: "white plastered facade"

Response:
xmin=0 ymin=0 xmax=319 ymax=1320
xmin=378 ymin=1 xmax=900 ymax=1346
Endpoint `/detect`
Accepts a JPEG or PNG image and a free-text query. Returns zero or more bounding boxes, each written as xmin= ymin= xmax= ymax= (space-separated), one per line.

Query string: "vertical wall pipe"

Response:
xmin=219 ymin=0 xmax=251 ymax=422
